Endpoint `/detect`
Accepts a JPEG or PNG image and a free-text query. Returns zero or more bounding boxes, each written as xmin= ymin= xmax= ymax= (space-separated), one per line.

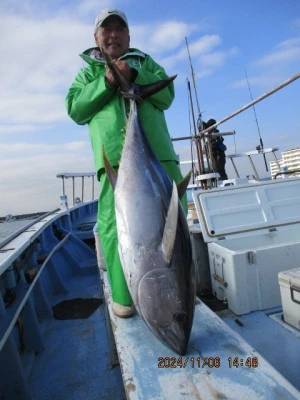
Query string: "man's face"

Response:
xmin=94 ymin=16 xmax=130 ymax=60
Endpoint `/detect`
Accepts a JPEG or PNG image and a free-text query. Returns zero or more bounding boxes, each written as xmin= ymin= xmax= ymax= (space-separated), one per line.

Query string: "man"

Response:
xmin=66 ymin=8 xmax=186 ymax=317
xmin=203 ymin=118 xmax=228 ymax=181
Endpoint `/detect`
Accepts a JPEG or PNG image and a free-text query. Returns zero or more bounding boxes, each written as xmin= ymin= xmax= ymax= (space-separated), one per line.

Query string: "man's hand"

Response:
xmin=105 ymin=61 xmax=132 ymax=86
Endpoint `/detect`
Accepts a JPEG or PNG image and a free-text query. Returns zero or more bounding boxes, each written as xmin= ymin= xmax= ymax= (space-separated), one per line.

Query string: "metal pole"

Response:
xmin=61 ymin=177 xmax=65 ymax=196
xmin=187 ymin=80 xmax=205 ymax=178
xmin=72 ymin=177 xmax=75 ymax=206
xmin=82 ymin=176 xmax=84 ymax=202
xmin=229 ymin=158 xmax=240 ymax=178
xmin=172 ymin=131 xmax=235 ymax=142
xmin=185 ymin=37 xmax=201 ymax=116
xmin=272 ymin=151 xmax=281 ymax=170
xmin=92 ymin=175 xmax=95 ymax=200
xmin=247 ymin=155 xmax=260 ymax=180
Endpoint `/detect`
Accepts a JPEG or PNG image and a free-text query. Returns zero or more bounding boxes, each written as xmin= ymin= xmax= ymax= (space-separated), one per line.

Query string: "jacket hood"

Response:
xmin=80 ymin=47 xmax=146 ymax=66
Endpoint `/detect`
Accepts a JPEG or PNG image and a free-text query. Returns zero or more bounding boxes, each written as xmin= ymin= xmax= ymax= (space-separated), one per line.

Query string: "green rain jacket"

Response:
xmin=66 ymin=47 xmax=178 ymax=177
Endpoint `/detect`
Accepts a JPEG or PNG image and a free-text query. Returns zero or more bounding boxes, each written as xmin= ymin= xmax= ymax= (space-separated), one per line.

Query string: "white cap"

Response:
xmin=94 ymin=8 xmax=128 ymax=32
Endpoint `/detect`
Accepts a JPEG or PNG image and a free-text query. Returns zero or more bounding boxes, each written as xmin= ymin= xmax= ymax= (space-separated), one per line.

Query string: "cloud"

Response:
xmin=150 ymin=21 xmax=193 ymax=52
xmin=159 ymin=35 xmax=237 ymax=79
xmin=231 ymin=74 xmax=280 ymax=90
xmin=158 ymin=35 xmax=223 ymax=68
xmin=231 ymin=36 xmax=300 ymax=90
xmin=254 ymin=37 xmax=300 ymax=67
xmin=1 ymin=16 xmax=89 ymax=91
xmin=0 ymin=93 xmax=67 ymax=124
xmin=0 ymin=154 xmax=94 ymax=188
xmin=64 ymin=141 xmax=90 ymax=151
xmin=77 ymin=0 xmax=113 ymax=16
xmin=130 ymin=22 xmax=196 ymax=54
xmin=290 ymin=17 xmax=300 ymax=31
xmin=0 ymin=152 xmax=98 ymax=215
xmin=0 ymin=13 xmax=93 ymax=128
xmin=0 ymin=124 xmax=51 ymax=134
xmin=0 ymin=8 xmax=232 ymax=130
xmin=0 ymin=0 xmax=115 ymax=19
xmin=188 ymin=35 xmax=222 ymax=55
xmin=0 ymin=141 xmax=90 ymax=156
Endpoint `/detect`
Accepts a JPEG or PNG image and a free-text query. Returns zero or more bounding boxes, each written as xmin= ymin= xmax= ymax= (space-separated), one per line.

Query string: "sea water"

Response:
xmin=0 ymin=218 xmax=37 ymax=247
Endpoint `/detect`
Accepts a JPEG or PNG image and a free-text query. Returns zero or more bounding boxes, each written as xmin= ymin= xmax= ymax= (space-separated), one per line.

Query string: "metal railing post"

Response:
xmin=56 ymin=172 xmax=97 ymax=207
xmin=72 ymin=177 xmax=75 ymax=206
xmin=82 ymin=176 xmax=84 ymax=202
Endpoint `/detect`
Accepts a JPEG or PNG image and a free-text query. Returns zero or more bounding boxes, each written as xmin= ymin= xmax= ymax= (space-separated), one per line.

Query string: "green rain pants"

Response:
xmin=97 ymin=160 xmax=188 ymax=306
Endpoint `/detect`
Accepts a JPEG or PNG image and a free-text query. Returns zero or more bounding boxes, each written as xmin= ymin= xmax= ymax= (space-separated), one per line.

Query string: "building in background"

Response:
xmin=270 ymin=148 xmax=300 ymax=179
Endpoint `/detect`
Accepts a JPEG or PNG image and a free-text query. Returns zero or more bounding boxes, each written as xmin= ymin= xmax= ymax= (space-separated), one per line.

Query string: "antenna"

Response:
xmin=185 ymin=37 xmax=213 ymax=179
xmin=186 ymin=79 xmax=205 ymax=177
xmin=245 ymin=70 xmax=268 ymax=172
xmin=185 ymin=37 xmax=201 ymax=117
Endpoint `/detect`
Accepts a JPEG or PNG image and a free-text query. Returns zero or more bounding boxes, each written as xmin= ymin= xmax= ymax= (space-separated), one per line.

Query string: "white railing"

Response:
xmin=56 ymin=172 xmax=97 ymax=206
xmin=226 ymin=147 xmax=280 ymax=180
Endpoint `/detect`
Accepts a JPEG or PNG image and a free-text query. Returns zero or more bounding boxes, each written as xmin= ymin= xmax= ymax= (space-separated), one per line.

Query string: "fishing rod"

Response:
xmin=186 ymin=79 xmax=205 ymax=179
xmin=199 ymin=71 xmax=300 ymax=135
xmin=185 ymin=37 xmax=201 ymax=117
xmin=185 ymin=37 xmax=213 ymax=176
xmin=245 ymin=70 xmax=268 ymax=172
xmin=186 ymin=79 xmax=196 ymax=184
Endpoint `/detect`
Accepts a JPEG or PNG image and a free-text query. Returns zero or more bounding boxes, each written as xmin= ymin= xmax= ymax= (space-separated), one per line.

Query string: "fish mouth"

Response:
xmin=159 ymin=322 xmax=190 ymax=356
xmin=137 ymin=269 xmax=193 ymax=355
xmin=140 ymin=303 xmax=191 ymax=355
xmin=157 ymin=311 xmax=191 ymax=356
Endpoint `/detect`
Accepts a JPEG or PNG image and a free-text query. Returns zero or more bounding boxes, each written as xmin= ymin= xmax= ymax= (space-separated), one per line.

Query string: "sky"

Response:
xmin=1 ymin=0 xmax=300 ymax=216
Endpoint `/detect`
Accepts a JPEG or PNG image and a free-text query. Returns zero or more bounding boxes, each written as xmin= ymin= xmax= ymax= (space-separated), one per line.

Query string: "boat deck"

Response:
xmin=28 ymin=271 xmax=126 ymax=400
xmin=102 ymin=272 xmax=300 ymax=400
xmin=218 ymin=307 xmax=300 ymax=391
xmin=0 ymin=202 xmax=126 ymax=400
xmin=1 ymin=199 xmax=299 ymax=399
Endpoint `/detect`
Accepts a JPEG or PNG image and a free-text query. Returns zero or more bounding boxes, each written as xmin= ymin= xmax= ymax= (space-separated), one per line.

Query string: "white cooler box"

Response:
xmin=193 ymin=177 xmax=300 ymax=315
xmin=278 ymin=268 xmax=300 ymax=329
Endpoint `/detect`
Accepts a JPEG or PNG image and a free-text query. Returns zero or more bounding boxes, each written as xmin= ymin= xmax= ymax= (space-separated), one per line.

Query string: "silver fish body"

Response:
xmin=111 ymin=99 xmax=195 ymax=355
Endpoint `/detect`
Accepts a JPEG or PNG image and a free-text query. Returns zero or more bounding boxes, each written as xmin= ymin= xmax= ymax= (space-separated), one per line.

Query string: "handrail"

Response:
xmin=0 ymin=208 xmax=60 ymax=251
xmin=56 ymin=172 xmax=97 ymax=206
xmin=56 ymin=172 xmax=96 ymax=178
xmin=274 ymin=169 xmax=300 ymax=179
xmin=172 ymin=131 xmax=235 ymax=142
xmin=179 ymin=148 xmax=281 ymax=181
xmin=0 ymin=233 xmax=71 ymax=352
xmin=171 ymin=72 xmax=300 ymax=139
xmin=226 ymin=147 xmax=279 ymax=158
xmin=226 ymin=148 xmax=280 ymax=180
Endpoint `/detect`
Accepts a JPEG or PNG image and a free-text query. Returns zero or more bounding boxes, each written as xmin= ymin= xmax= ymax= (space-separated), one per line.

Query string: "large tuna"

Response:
xmin=103 ymin=49 xmax=195 ymax=355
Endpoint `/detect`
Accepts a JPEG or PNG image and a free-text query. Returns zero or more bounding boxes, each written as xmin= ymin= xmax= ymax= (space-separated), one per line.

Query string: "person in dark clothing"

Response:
xmin=203 ymin=118 xmax=228 ymax=180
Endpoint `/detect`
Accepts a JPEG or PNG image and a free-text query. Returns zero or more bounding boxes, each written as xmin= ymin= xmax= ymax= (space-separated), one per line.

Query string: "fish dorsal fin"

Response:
xmin=103 ymin=147 xmax=117 ymax=190
xmin=177 ymin=170 xmax=192 ymax=200
xmin=162 ymin=181 xmax=178 ymax=264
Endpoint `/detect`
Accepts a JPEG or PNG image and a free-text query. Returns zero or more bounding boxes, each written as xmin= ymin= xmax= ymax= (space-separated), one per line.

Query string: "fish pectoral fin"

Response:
xmin=177 ymin=170 xmax=192 ymax=200
xmin=161 ymin=181 xmax=178 ymax=264
xmin=136 ymin=75 xmax=177 ymax=100
xmin=101 ymin=46 xmax=176 ymax=99
xmin=103 ymin=147 xmax=117 ymax=190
